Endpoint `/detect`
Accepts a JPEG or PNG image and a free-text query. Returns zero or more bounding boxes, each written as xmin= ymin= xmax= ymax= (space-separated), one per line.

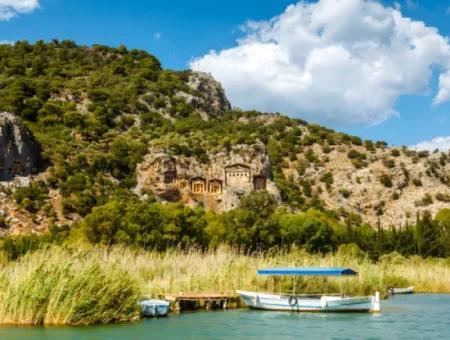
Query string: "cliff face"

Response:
xmin=176 ymin=71 xmax=232 ymax=120
xmin=0 ymin=112 xmax=43 ymax=181
xmin=135 ymin=142 xmax=280 ymax=211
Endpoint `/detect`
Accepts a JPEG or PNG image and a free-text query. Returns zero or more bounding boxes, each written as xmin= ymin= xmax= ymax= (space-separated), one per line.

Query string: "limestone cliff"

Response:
xmin=0 ymin=112 xmax=43 ymax=181
xmin=176 ymin=71 xmax=231 ymax=120
xmin=135 ymin=142 xmax=280 ymax=211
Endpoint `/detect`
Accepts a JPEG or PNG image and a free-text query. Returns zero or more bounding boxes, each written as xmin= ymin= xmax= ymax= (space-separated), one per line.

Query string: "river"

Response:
xmin=1 ymin=294 xmax=448 ymax=339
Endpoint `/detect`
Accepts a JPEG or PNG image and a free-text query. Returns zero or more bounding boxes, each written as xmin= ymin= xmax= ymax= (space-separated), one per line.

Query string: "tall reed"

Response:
xmin=0 ymin=246 xmax=141 ymax=325
xmin=0 ymin=245 xmax=449 ymax=325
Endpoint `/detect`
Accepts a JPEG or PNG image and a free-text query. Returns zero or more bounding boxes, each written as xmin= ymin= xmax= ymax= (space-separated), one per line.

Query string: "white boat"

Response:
xmin=387 ymin=286 xmax=414 ymax=295
xmin=139 ymin=299 xmax=170 ymax=317
xmin=237 ymin=290 xmax=379 ymax=312
xmin=237 ymin=267 xmax=380 ymax=313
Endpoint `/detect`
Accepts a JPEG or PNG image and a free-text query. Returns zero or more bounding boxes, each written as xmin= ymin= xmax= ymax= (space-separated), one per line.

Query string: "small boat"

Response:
xmin=139 ymin=299 xmax=170 ymax=317
xmin=237 ymin=267 xmax=380 ymax=313
xmin=387 ymin=286 xmax=414 ymax=295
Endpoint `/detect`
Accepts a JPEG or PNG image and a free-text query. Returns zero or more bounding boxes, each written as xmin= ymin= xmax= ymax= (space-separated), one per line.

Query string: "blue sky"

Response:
xmin=2 ymin=0 xmax=450 ymax=148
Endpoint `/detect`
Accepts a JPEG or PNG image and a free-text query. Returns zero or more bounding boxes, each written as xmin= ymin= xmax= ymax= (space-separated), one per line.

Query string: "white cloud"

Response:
xmin=435 ymin=71 xmax=450 ymax=104
xmin=191 ymin=0 xmax=450 ymax=125
xmin=0 ymin=40 xmax=14 ymax=44
xmin=0 ymin=0 xmax=39 ymax=20
xmin=413 ymin=136 xmax=450 ymax=151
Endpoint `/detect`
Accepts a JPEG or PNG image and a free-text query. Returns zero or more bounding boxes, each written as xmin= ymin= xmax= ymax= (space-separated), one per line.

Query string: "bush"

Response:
xmin=416 ymin=194 xmax=433 ymax=206
xmin=379 ymin=251 xmax=407 ymax=265
xmin=336 ymin=243 xmax=366 ymax=260
xmin=364 ymin=140 xmax=375 ymax=152
xmin=339 ymin=189 xmax=351 ymax=198
xmin=417 ymin=150 xmax=429 ymax=158
xmin=14 ymin=181 xmax=49 ymax=213
xmin=436 ymin=193 xmax=450 ymax=202
xmin=0 ymin=215 xmax=7 ymax=228
xmin=347 ymin=149 xmax=367 ymax=168
xmin=320 ymin=172 xmax=334 ymax=188
xmin=413 ymin=178 xmax=422 ymax=186
xmin=380 ymin=174 xmax=393 ymax=188
xmin=382 ymin=158 xmax=396 ymax=168
xmin=390 ymin=149 xmax=400 ymax=157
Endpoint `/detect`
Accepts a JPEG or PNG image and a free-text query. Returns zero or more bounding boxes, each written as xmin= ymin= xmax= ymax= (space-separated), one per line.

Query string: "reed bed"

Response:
xmin=0 ymin=247 xmax=141 ymax=325
xmin=0 ymin=245 xmax=449 ymax=325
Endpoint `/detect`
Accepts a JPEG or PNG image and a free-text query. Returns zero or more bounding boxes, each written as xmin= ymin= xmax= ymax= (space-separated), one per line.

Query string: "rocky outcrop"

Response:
xmin=176 ymin=71 xmax=231 ymax=120
xmin=0 ymin=112 xmax=43 ymax=181
xmin=135 ymin=142 xmax=280 ymax=211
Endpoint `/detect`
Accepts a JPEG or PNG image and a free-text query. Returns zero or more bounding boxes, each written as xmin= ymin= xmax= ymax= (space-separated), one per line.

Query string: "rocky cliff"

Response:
xmin=183 ymin=71 xmax=232 ymax=119
xmin=0 ymin=112 xmax=43 ymax=181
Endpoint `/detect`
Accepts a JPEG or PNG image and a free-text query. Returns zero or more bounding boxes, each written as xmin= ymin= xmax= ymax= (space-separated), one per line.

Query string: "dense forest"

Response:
xmin=1 ymin=40 xmax=450 ymax=260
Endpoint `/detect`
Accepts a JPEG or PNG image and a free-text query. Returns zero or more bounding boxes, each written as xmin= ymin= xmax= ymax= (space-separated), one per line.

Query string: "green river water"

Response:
xmin=0 ymin=294 xmax=448 ymax=339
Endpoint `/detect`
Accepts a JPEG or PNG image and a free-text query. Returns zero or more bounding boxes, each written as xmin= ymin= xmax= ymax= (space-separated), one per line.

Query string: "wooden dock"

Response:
xmin=162 ymin=293 xmax=240 ymax=312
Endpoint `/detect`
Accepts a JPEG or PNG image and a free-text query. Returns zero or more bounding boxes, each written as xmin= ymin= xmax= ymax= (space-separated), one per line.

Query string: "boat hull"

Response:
xmin=236 ymin=290 xmax=380 ymax=313
xmin=388 ymin=286 xmax=414 ymax=295
xmin=139 ymin=299 xmax=170 ymax=317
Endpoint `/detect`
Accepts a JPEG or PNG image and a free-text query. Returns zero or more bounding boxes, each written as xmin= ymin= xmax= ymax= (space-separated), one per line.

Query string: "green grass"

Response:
xmin=0 ymin=245 xmax=449 ymax=325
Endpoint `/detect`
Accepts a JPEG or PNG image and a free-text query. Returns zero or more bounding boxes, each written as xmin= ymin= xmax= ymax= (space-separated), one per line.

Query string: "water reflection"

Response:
xmin=0 ymin=294 xmax=449 ymax=339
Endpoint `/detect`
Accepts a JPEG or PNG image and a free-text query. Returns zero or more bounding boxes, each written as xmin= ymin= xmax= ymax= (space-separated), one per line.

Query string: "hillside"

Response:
xmin=0 ymin=40 xmax=449 ymax=240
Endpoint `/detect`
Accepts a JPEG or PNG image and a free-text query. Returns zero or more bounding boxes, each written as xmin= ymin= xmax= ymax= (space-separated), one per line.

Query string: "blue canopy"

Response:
xmin=257 ymin=267 xmax=358 ymax=276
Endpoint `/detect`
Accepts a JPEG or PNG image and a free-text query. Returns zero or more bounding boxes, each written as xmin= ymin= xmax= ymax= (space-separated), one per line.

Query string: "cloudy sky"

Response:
xmin=2 ymin=0 xmax=450 ymax=150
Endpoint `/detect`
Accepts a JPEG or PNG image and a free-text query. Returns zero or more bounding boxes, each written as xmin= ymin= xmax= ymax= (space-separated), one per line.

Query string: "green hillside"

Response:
xmin=1 ymin=40 xmax=449 ymax=259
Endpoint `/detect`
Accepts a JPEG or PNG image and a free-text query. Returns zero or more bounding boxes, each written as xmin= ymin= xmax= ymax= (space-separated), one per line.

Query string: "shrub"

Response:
xmin=415 ymin=194 xmax=433 ymax=207
xmin=320 ymin=172 xmax=334 ymax=188
xmin=14 ymin=181 xmax=49 ymax=213
xmin=339 ymin=189 xmax=351 ymax=198
xmin=364 ymin=140 xmax=375 ymax=152
xmin=413 ymin=178 xmax=422 ymax=186
xmin=417 ymin=150 xmax=429 ymax=158
xmin=390 ymin=149 xmax=400 ymax=157
xmin=436 ymin=193 xmax=450 ymax=202
xmin=380 ymin=174 xmax=393 ymax=188
xmin=0 ymin=215 xmax=7 ymax=228
xmin=382 ymin=158 xmax=396 ymax=168
xmin=347 ymin=149 xmax=367 ymax=168
xmin=305 ymin=148 xmax=317 ymax=163
xmin=375 ymin=141 xmax=388 ymax=148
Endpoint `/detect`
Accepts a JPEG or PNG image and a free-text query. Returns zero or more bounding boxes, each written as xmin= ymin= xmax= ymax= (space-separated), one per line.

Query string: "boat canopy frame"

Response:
xmin=256 ymin=267 xmax=358 ymax=296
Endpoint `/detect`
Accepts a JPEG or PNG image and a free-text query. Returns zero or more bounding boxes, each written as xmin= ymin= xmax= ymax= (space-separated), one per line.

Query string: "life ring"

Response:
xmin=288 ymin=296 xmax=298 ymax=307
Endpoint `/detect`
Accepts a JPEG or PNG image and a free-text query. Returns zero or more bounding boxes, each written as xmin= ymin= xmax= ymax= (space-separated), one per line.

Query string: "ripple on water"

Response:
xmin=0 ymin=294 xmax=449 ymax=339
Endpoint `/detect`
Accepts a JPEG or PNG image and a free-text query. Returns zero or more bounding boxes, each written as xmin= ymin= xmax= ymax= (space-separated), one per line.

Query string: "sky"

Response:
xmin=2 ymin=0 xmax=450 ymax=150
